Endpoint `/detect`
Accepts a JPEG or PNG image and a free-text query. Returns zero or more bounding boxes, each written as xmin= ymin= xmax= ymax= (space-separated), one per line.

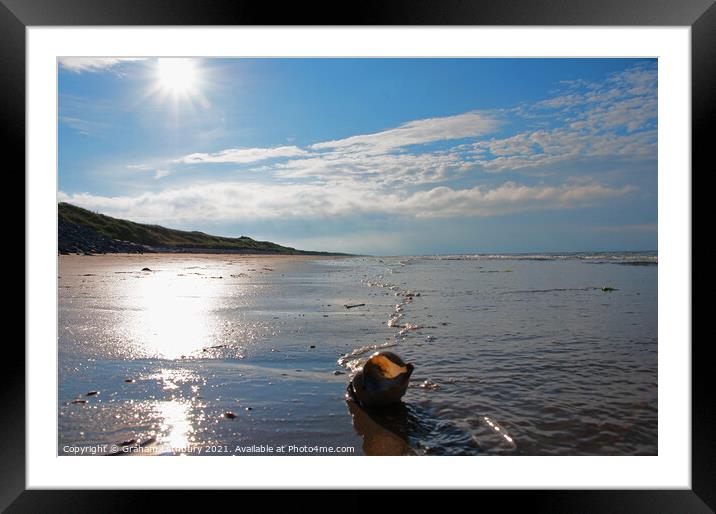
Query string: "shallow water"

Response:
xmin=58 ymin=252 xmax=657 ymax=456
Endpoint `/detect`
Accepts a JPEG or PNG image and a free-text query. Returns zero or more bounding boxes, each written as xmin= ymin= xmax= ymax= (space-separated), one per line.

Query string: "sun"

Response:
xmin=145 ymin=57 xmax=211 ymax=110
xmin=156 ymin=58 xmax=198 ymax=96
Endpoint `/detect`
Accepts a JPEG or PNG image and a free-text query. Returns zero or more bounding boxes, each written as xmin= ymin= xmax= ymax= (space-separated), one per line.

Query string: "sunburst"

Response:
xmin=156 ymin=58 xmax=198 ymax=97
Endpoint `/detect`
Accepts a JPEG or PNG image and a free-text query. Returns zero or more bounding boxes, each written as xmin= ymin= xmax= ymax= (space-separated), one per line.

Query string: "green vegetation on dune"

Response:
xmin=58 ymin=202 xmax=340 ymax=254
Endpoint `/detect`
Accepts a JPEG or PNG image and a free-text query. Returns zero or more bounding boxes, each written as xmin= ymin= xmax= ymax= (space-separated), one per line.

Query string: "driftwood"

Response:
xmin=344 ymin=303 xmax=366 ymax=309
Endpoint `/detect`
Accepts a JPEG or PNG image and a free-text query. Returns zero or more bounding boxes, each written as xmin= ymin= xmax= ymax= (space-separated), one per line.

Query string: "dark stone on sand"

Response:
xmin=224 ymin=412 xmax=237 ymax=419
xmin=310 ymin=345 xmax=316 ymax=349
xmin=141 ymin=267 xmax=152 ymax=271
xmin=108 ymin=437 xmax=157 ymax=455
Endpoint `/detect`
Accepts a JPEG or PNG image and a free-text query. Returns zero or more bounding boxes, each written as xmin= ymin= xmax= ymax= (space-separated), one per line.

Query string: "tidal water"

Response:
xmin=58 ymin=252 xmax=657 ymax=456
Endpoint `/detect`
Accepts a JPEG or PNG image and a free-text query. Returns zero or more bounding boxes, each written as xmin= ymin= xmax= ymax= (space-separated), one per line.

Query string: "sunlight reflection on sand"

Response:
xmin=120 ymin=268 xmax=223 ymax=359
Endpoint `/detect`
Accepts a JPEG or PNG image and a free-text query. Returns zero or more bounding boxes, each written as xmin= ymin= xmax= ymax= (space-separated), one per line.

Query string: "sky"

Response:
xmin=58 ymin=58 xmax=657 ymax=255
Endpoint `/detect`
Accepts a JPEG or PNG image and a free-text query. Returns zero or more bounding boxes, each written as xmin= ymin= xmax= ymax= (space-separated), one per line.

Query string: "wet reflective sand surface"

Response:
xmin=59 ymin=253 xmax=657 ymax=455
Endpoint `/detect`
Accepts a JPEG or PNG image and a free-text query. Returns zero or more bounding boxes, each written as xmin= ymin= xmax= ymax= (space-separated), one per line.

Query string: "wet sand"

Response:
xmin=58 ymin=252 xmax=657 ymax=456
xmin=59 ymin=253 xmax=368 ymax=456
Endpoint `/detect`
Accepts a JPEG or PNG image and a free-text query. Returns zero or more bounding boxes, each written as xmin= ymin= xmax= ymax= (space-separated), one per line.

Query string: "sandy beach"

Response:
xmin=58 ymin=252 xmax=657 ymax=456
xmin=59 ymin=253 xmax=369 ymax=455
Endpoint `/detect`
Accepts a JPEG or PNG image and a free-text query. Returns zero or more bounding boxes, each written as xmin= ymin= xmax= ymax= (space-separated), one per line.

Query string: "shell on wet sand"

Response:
xmin=348 ymin=351 xmax=414 ymax=408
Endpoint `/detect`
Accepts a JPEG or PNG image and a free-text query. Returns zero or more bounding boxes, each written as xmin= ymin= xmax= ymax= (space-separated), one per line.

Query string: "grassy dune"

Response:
xmin=58 ymin=202 xmax=342 ymax=255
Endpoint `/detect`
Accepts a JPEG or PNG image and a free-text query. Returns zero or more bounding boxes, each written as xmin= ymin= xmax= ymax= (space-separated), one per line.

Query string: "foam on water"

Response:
xmin=419 ymin=251 xmax=657 ymax=265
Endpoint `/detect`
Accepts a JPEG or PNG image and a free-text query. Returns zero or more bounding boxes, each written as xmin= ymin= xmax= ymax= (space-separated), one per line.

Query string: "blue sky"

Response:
xmin=58 ymin=58 xmax=657 ymax=255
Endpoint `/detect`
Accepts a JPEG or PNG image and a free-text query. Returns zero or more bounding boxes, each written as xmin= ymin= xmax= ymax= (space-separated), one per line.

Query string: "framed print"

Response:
xmin=5 ymin=0 xmax=711 ymax=510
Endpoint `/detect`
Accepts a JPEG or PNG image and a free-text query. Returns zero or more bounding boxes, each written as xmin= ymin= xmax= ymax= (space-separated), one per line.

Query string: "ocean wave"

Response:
xmin=411 ymin=252 xmax=657 ymax=264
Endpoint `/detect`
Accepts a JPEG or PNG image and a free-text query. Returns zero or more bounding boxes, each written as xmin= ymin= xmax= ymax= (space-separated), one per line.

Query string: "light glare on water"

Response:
xmin=122 ymin=271 xmax=220 ymax=360
xmin=157 ymin=400 xmax=194 ymax=451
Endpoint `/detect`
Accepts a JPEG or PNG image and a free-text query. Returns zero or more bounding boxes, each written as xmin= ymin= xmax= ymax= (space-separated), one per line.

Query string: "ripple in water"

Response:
xmin=342 ymin=254 xmax=657 ymax=455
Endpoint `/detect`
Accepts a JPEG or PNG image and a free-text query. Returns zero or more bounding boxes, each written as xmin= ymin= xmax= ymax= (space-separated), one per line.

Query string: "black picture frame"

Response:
xmin=5 ymin=0 xmax=709 ymax=510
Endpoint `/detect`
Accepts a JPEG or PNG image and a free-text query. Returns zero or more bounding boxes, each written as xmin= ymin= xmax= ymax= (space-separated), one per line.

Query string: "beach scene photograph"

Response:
xmin=58 ymin=57 xmax=657 ymax=456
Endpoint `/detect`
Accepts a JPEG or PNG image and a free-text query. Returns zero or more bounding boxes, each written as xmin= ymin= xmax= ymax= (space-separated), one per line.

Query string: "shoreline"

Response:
xmin=59 ymin=249 xmax=354 ymax=257
xmin=58 ymin=252 xmax=350 ymax=258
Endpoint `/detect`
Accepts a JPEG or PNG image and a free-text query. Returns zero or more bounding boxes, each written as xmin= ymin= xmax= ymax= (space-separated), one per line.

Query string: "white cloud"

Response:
xmin=174 ymin=146 xmax=308 ymax=164
xmin=59 ymin=57 xmax=146 ymax=73
xmin=472 ymin=126 xmax=656 ymax=172
xmin=154 ymin=170 xmax=170 ymax=179
xmin=472 ymin=63 xmax=657 ymax=172
xmin=126 ymin=164 xmax=152 ymax=170
xmin=398 ymin=182 xmax=635 ymax=218
xmin=271 ymin=149 xmax=472 ymax=187
xmin=58 ymin=180 xmax=634 ymax=223
xmin=58 ymin=116 xmax=108 ymax=136
xmin=310 ymin=111 xmax=499 ymax=153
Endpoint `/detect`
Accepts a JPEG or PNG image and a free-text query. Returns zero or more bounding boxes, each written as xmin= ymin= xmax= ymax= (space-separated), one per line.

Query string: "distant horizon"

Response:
xmin=59 ymin=58 xmax=657 ymax=255
xmin=58 ymin=200 xmax=656 ymax=257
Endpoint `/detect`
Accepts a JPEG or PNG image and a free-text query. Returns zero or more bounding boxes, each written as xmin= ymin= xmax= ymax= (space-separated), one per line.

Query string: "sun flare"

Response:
xmin=156 ymin=58 xmax=198 ymax=96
